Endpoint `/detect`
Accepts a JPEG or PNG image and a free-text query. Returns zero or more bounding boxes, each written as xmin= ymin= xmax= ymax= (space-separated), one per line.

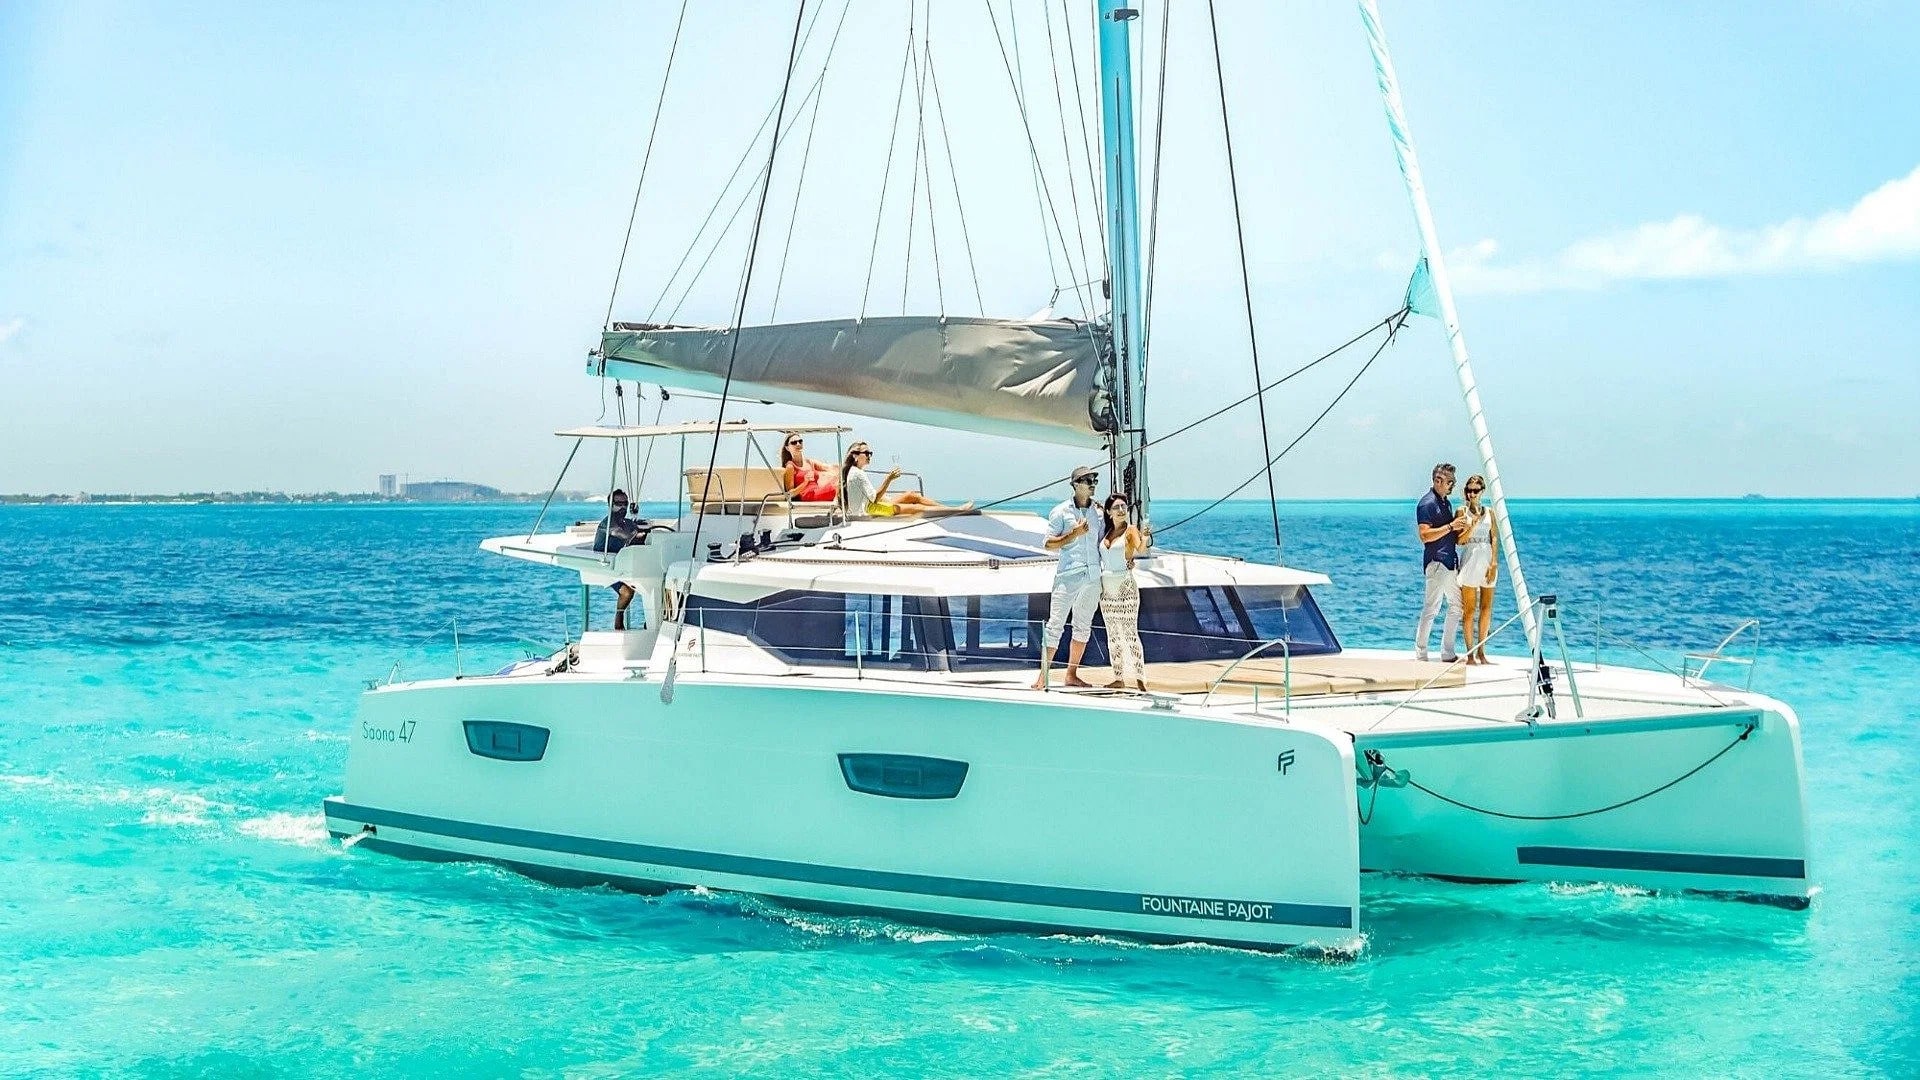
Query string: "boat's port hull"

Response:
xmin=325 ymin=675 xmax=1364 ymax=950
xmin=1352 ymin=706 xmax=1812 ymax=903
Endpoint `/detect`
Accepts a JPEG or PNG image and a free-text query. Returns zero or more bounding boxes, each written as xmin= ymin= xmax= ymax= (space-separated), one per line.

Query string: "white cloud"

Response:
xmin=0 ymin=317 xmax=23 ymax=345
xmin=1445 ymin=164 xmax=1920 ymax=294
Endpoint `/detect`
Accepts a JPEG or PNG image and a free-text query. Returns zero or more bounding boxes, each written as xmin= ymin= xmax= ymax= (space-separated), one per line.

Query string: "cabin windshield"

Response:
xmin=682 ymin=584 xmax=1339 ymax=672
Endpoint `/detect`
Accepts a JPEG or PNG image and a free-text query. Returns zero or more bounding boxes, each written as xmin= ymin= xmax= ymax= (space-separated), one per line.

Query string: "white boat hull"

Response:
xmin=324 ymin=675 xmax=1365 ymax=950
xmin=1353 ymin=705 xmax=1812 ymax=903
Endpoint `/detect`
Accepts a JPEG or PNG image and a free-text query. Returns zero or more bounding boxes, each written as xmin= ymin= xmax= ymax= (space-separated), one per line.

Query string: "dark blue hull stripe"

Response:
xmin=1517 ymin=845 xmax=1806 ymax=880
xmin=345 ymin=835 xmax=1332 ymax=953
xmin=323 ymin=799 xmax=1354 ymax=930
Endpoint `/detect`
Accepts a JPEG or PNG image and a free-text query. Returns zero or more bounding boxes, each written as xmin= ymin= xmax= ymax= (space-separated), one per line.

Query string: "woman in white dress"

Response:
xmin=1455 ymin=474 xmax=1498 ymax=664
xmin=1098 ymin=492 xmax=1151 ymax=690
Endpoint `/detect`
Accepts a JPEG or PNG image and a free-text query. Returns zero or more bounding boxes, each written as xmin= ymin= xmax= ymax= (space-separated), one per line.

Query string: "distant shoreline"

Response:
xmin=0 ymin=491 xmax=596 ymax=506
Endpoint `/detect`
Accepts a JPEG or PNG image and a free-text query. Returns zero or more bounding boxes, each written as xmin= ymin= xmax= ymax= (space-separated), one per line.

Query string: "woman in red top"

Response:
xmin=780 ymin=433 xmax=838 ymax=503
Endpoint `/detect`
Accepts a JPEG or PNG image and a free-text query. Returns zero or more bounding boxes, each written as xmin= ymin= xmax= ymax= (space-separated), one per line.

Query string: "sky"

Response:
xmin=2 ymin=1 xmax=1917 ymax=500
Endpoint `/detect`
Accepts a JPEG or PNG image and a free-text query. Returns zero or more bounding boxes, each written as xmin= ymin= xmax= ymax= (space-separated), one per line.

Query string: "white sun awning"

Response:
xmin=598 ymin=315 xmax=1113 ymax=448
xmin=554 ymin=420 xmax=853 ymax=439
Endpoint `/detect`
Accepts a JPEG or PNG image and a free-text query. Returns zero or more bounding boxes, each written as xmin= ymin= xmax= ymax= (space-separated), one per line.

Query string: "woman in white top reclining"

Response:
xmin=839 ymin=442 xmax=968 ymax=517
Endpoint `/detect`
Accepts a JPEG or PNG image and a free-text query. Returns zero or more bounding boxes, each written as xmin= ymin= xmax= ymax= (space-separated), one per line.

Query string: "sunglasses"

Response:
xmin=786 ymin=440 xmax=802 ymax=446
xmin=853 ymin=449 xmax=872 ymax=456
xmin=1466 ymin=487 xmax=1484 ymax=494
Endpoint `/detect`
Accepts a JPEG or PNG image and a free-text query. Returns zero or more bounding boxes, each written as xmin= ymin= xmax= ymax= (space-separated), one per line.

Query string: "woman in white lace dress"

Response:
xmin=1455 ymin=474 xmax=1498 ymax=664
xmin=1098 ymin=493 xmax=1151 ymax=690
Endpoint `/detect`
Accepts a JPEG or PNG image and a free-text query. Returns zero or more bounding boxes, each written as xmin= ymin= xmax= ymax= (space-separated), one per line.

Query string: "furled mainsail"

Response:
xmin=597 ymin=315 xmax=1113 ymax=447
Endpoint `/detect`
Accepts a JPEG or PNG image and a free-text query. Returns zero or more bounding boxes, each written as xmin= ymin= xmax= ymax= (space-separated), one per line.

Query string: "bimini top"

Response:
xmin=597 ymin=315 xmax=1112 ymax=448
xmin=664 ymin=513 xmax=1332 ymax=602
xmin=555 ymin=420 xmax=852 ymax=439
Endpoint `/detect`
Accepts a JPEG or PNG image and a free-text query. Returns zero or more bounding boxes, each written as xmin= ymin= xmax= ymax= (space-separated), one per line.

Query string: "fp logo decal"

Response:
xmin=1276 ymin=750 xmax=1295 ymax=775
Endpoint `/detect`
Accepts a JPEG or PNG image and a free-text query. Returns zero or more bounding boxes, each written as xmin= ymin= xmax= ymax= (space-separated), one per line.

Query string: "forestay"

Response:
xmin=597 ymin=315 xmax=1113 ymax=447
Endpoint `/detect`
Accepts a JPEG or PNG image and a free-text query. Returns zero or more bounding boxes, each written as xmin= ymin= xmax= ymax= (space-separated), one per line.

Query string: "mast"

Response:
xmin=1358 ymin=0 xmax=1538 ymax=644
xmin=1096 ymin=1 xmax=1149 ymax=519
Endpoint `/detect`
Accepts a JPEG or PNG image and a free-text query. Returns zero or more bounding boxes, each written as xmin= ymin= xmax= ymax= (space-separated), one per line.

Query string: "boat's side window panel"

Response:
xmin=837 ymin=753 xmax=969 ymax=799
xmin=462 ymin=720 xmax=551 ymax=762
xmin=1137 ymin=586 xmax=1339 ymax=660
xmin=688 ymin=590 xmax=1059 ymax=671
xmin=686 ymin=585 xmax=1337 ymax=669
xmin=1235 ymin=585 xmax=1341 ymax=655
xmin=685 ymin=590 xmax=942 ymax=670
xmin=1189 ymin=586 xmax=1236 ymax=637
xmin=844 ymin=593 xmax=944 ymax=669
xmin=686 ymin=590 xmax=842 ymax=666
xmin=943 ymin=593 xmax=1044 ymax=670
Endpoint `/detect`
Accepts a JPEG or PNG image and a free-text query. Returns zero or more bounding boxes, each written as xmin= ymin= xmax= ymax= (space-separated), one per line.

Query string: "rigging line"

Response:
xmin=1206 ymin=0 xmax=1281 ymax=551
xmin=907 ymin=25 xmax=946 ymax=317
xmin=615 ymin=382 xmax=633 ymax=495
xmin=1006 ymin=2 xmax=1062 ymax=296
xmin=1155 ymin=308 xmax=1410 ymax=538
xmin=926 ymin=45 xmax=985 ymax=316
xmin=527 ymin=437 xmax=586 ymax=542
xmin=1060 ymin=0 xmax=1107 ymax=255
xmin=981 ymin=0 xmax=1093 ymax=320
xmin=829 ymin=308 xmax=1405 ymax=549
xmin=1140 ymin=0 xmax=1171 ymax=389
xmin=900 ymin=32 xmax=931 ymax=315
xmin=861 ymin=12 xmax=919 ymax=319
xmin=769 ymin=78 xmax=831 ymax=318
xmin=770 ymin=0 xmax=856 ymax=321
xmin=1400 ymin=724 xmax=1756 ymax=822
xmin=675 ymin=0 xmax=810 ymax=666
xmin=1040 ymin=2 xmax=1099 ymax=300
xmin=660 ymin=32 xmax=850 ymax=325
xmin=645 ymin=0 xmax=832 ymax=324
xmin=635 ymin=396 xmax=669 ymax=506
xmin=602 ymin=0 xmax=691 ymax=331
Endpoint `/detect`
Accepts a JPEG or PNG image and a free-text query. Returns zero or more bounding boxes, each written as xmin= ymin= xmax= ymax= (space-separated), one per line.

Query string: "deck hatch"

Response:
xmin=463 ymin=721 xmax=551 ymax=763
xmin=838 ymin=753 xmax=968 ymax=800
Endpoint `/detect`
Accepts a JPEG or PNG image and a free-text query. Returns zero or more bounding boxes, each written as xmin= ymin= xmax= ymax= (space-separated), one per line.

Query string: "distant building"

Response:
xmin=378 ymin=474 xmax=397 ymax=498
xmin=400 ymin=480 xmax=501 ymax=502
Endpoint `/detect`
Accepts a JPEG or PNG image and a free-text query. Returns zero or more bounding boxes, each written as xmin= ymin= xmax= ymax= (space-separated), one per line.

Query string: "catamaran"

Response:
xmin=324 ymin=1 xmax=1811 ymax=951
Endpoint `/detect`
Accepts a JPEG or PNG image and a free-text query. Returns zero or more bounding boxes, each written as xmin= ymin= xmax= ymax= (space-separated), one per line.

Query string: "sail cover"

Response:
xmin=599 ymin=315 xmax=1112 ymax=448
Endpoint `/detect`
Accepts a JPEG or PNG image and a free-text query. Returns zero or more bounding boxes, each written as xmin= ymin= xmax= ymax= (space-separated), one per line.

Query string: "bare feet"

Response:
xmin=1104 ymin=679 xmax=1124 ymax=689
xmin=1062 ymin=674 xmax=1092 ymax=688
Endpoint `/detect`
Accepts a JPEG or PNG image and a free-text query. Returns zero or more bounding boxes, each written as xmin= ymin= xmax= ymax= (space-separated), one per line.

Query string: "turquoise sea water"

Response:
xmin=2 ymin=499 xmax=1916 ymax=1077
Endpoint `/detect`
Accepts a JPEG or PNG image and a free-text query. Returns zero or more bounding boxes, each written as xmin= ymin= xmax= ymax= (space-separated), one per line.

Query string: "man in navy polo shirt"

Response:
xmin=1414 ymin=462 xmax=1465 ymax=662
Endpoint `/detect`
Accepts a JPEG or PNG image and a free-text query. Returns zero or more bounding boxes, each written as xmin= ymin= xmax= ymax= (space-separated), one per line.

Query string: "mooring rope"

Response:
xmin=1363 ymin=723 xmax=1756 ymax=824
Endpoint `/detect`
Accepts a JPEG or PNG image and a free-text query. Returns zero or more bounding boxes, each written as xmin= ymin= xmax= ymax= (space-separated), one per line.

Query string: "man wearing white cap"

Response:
xmin=1033 ymin=465 xmax=1106 ymax=689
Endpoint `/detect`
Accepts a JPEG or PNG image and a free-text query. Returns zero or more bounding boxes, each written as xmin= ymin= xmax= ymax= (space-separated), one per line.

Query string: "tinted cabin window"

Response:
xmin=1138 ymin=585 xmax=1339 ymax=660
xmin=686 ymin=590 xmax=848 ymax=666
xmin=685 ymin=590 xmax=1045 ymax=671
xmin=1238 ymin=585 xmax=1340 ymax=655
xmin=844 ymin=593 xmax=944 ymax=669
xmin=946 ymin=593 xmax=1044 ymax=670
xmin=686 ymin=590 xmax=946 ymax=670
xmin=682 ymin=584 xmax=1337 ymax=671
